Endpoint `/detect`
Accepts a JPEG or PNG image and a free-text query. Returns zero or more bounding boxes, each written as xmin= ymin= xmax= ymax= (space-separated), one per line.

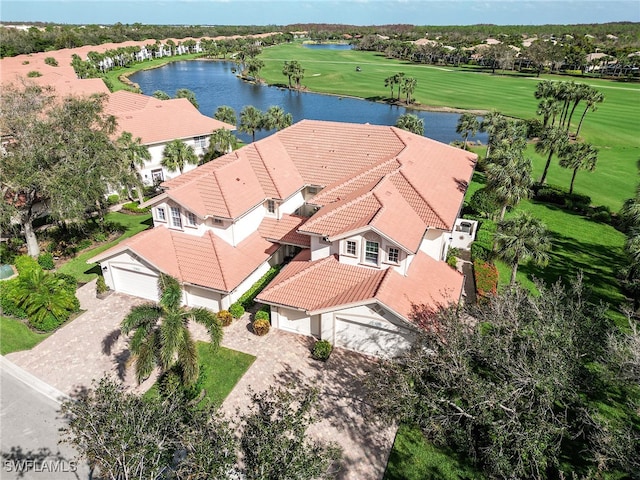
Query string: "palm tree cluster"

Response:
xmin=395 ymin=113 xmax=424 ymax=136
xmin=282 ymin=60 xmax=305 ymax=89
xmin=384 ymin=73 xmax=418 ymax=104
xmin=239 ymin=105 xmax=293 ymax=142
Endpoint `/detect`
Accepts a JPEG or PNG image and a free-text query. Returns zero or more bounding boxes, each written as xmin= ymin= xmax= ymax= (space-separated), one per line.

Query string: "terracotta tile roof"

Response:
xmin=258 ymin=214 xmax=311 ymax=247
xmin=257 ymin=250 xmax=463 ymax=322
xmin=105 ymin=90 xmax=235 ymax=145
xmin=276 ymin=119 xmax=406 ymax=186
xmin=89 ymin=227 xmax=276 ymax=293
xmin=160 ymin=152 xmax=266 ymax=219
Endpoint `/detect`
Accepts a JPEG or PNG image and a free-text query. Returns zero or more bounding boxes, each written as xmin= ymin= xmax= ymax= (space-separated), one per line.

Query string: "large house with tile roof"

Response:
xmin=104 ymin=90 xmax=234 ymax=185
xmin=90 ymin=119 xmax=477 ymax=357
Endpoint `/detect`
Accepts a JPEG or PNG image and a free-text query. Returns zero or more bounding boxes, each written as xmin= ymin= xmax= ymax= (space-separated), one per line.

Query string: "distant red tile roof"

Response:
xmin=89 ymin=227 xmax=277 ymax=293
xmin=257 ymin=250 xmax=463 ymax=322
xmin=104 ymin=90 xmax=234 ymax=145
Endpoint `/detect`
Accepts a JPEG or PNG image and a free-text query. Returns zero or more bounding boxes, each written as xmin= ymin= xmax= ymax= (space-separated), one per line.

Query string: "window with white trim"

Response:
xmin=266 ymin=200 xmax=276 ymax=214
xmin=170 ymin=207 xmax=182 ymax=228
xmin=155 ymin=207 xmax=166 ymax=222
xmin=387 ymin=247 xmax=400 ymax=264
xmin=151 ymin=168 xmax=164 ymax=184
xmin=364 ymin=241 xmax=379 ymax=265
xmin=194 ymin=135 xmax=207 ymax=149
xmin=345 ymin=240 xmax=357 ymax=256
xmin=186 ymin=211 xmax=197 ymax=226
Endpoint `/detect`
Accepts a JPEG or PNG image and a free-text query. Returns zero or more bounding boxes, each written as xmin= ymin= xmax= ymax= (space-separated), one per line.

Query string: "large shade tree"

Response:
xmin=161 ymin=139 xmax=199 ymax=175
xmin=0 ymin=82 xmax=122 ymax=257
xmin=121 ymin=274 xmax=223 ymax=386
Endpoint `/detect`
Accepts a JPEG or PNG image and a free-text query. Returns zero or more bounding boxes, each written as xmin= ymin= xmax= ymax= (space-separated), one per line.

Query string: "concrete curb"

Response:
xmin=0 ymin=356 xmax=69 ymax=404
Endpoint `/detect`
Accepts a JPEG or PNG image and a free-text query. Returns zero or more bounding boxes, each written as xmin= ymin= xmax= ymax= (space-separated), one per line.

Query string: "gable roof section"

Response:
xmin=276 ymin=119 xmax=406 ymax=186
xmin=258 ymin=214 xmax=311 ymax=248
xmin=256 ymin=250 xmax=463 ymax=321
xmin=248 ymin=135 xmax=305 ymax=200
xmin=105 ymin=90 xmax=234 ymax=145
xmin=160 ymin=152 xmax=267 ymax=219
xmin=89 ymin=227 xmax=276 ymax=293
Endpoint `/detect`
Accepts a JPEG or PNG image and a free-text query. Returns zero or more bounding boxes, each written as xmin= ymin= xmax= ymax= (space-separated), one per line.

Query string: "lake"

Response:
xmin=130 ymin=60 xmax=487 ymax=145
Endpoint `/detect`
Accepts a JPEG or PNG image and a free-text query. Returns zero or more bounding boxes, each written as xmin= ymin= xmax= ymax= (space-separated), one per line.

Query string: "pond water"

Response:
xmin=130 ymin=60 xmax=487 ymax=145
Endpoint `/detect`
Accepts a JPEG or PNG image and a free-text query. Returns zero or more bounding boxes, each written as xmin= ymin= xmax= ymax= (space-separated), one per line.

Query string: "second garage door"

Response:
xmin=111 ymin=266 xmax=159 ymax=301
xmin=335 ymin=317 xmax=414 ymax=358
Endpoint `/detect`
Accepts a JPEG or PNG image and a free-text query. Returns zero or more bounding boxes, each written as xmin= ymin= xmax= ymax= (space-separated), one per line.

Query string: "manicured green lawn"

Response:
xmin=145 ymin=342 xmax=256 ymax=407
xmin=0 ymin=316 xmax=50 ymax=355
xmin=258 ymin=43 xmax=639 ymax=210
xmin=57 ymin=211 xmax=151 ymax=283
xmin=384 ymin=424 xmax=481 ymax=480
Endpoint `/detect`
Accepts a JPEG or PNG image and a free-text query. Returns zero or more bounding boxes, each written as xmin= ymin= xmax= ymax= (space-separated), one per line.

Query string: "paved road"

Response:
xmin=0 ymin=359 xmax=91 ymax=480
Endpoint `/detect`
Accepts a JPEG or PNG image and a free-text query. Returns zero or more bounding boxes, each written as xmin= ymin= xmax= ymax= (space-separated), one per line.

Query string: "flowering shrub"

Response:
xmin=252 ymin=318 xmax=270 ymax=336
xmin=217 ymin=310 xmax=233 ymax=327
xmin=473 ymin=260 xmax=498 ymax=299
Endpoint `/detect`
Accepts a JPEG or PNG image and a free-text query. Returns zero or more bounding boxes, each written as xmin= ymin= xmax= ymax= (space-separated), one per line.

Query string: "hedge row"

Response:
xmin=470 ymin=219 xmax=496 ymax=263
xmin=237 ymin=265 xmax=282 ymax=309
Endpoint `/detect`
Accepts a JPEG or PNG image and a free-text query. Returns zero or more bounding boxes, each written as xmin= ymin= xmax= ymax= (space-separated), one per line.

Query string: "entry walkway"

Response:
xmin=6 ymin=281 xmax=396 ymax=480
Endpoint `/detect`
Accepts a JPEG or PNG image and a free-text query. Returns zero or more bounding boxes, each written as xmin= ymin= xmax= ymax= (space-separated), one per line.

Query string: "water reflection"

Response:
xmin=131 ymin=60 xmax=487 ymax=145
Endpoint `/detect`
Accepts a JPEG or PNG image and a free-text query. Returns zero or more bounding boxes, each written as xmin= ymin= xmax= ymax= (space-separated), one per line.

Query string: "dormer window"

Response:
xmin=170 ymin=207 xmax=182 ymax=229
xmin=345 ymin=240 xmax=357 ymax=256
xmin=186 ymin=212 xmax=197 ymax=227
xmin=266 ymin=200 xmax=276 ymax=214
xmin=387 ymin=247 xmax=400 ymax=264
xmin=155 ymin=207 xmax=166 ymax=222
xmin=364 ymin=241 xmax=379 ymax=265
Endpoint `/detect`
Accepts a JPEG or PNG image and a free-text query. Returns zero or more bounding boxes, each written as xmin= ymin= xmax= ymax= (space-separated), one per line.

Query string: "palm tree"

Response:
xmin=121 ymin=274 xmax=222 ymax=386
xmin=394 ymin=73 xmax=405 ymax=101
xmin=239 ymin=105 xmax=264 ymax=142
xmin=395 ymin=113 xmax=424 ymax=136
xmin=283 ymin=60 xmax=303 ymax=89
xmin=152 ymin=90 xmax=171 ymax=100
xmin=246 ymin=57 xmax=265 ymax=80
xmin=480 ymin=111 xmax=507 ymax=158
xmin=486 ymin=151 xmax=533 ymax=220
xmin=161 ymin=139 xmax=198 ymax=175
xmin=213 ymin=105 xmax=237 ymax=126
xmin=558 ymin=142 xmax=598 ymax=194
xmin=203 ymin=128 xmax=239 ymax=162
xmin=175 ymin=88 xmax=198 ymax=109
xmin=575 ymin=90 xmax=604 ymax=138
xmin=535 ymin=126 xmax=568 ymax=185
xmin=495 ymin=212 xmax=552 ymax=285
xmin=401 ymin=76 xmax=417 ymax=104
xmin=456 ymin=112 xmax=480 ymax=150
xmin=537 ymin=98 xmax=561 ymax=128
xmin=116 ymin=131 xmax=151 ymax=205
xmin=12 ymin=269 xmax=77 ymax=327
xmin=263 ymin=105 xmax=293 ymax=131
xmin=384 ymin=74 xmax=397 ymax=100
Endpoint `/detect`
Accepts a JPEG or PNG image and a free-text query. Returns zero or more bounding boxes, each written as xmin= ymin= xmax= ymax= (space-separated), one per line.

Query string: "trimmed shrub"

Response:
xmin=252 ymin=318 xmax=270 ymax=336
xmin=96 ymin=275 xmax=109 ymax=294
xmin=121 ymin=202 xmax=151 ymax=214
xmin=14 ymin=255 xmax=40 ymax=275
xmin=30 ymin=312 xmax=65 ymax=332
xmin=27 ymin=71 xmax=42 ymax=77
xmin=107 ymin=194 xmax=120 ymax=206
xmin=37 ymin=253 xmax=55 ymax=270
xmin=468 ymin=188 xmax=500 ymax=218
xmin=0 ymin=279 xmax=27 ymax=319
xmin=229 ymin=302 xmax=245 ymax=319
xmin=471 ymin=219 xmax=496 ymax=263
xmin=44 ymin=57 xmax=58 ymax=66
xmin=217 ymin=310 xmax=233 ymax=327
xmin=254 ymin=309 xmax=270 ymax=322
xmin=312 ymin=340 xmax=333 ymax=361
xmin=473 ymin=260 xmax=498 ymax=299
xmin=446 ymin=247 xmax=459 ymax=269
xmin=471 ymin=242 xmax=493 ymax=262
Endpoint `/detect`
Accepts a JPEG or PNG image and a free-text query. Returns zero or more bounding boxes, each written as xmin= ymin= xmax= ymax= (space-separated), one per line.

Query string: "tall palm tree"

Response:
xmin=116 ymin=131 xmax=151 ymax=205
xmin=558 ymin=142 xmax=598 ymax=194
xmin=263 ymin=105 xmax=293 ymax=131
xmin=495 ymin=212 xmax=552 ymax=285
xmin=384 ymin=74 xmax=397 ymax=100
xmin=456 ymin=112 xmax=480 ymax=150
xmin=213 ymin=105 xmax=237 ymax=126
xmin=239 ymin=105 xmax=264 ymax=142
xmin=121 ymin=274 xmax=222 ymax=386
xmin=486 ymin=151 xmax=533 ymax=220
xmin=175 ymin=88 xmax=198 ymax=109
xmin=535 ymin=126 xmax=568 ymax=185
xmin=161 ymin=139 xmax=198 ymax=175
xmin=401 ymin=76 xmax=417 ymax=104
xmin=480 ymin=111 xmax=507 ymax=158
xmin=203 ymin=128 xmax=239 ymax=162
xmin=245 ymin=57 xmax=265 ymax=80
xmin=575 ymin=90 xmax=604 ymax=138
xmin=537 ymin=97 xmax=561 ymax=128
xmin=395 ymin=113 xmax=424 ymax=136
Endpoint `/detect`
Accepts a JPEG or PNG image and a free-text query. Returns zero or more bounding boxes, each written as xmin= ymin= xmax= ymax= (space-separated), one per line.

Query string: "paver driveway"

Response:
xmin=6 ymin=280 xmax=397 ymax=479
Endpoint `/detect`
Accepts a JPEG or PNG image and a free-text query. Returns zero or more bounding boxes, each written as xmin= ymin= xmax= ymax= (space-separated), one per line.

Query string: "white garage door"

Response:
xmin=111 ymin=266 xmax=159 ymax=301
xmin=277 ymin=308 xmax=311 ymax=336
xmin=335 ymin=317 xmax=413 ymax=358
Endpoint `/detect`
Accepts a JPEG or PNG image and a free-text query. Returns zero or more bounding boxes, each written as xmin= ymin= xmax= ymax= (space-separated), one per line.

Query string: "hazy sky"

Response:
xmin=2 ymin=0 xmax=638 ymax=26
